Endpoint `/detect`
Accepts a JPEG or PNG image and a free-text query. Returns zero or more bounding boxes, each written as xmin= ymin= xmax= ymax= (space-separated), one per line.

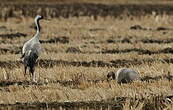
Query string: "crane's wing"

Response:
xmin=31 ymin=42 xmax=42 ymax=56
xmin=22 ymin=42 xmax=29 ymax=54
xmin=21 ymin=42 xmax=31 ymax=59
xmin=21 ymin=41 xmax=42 ymax=59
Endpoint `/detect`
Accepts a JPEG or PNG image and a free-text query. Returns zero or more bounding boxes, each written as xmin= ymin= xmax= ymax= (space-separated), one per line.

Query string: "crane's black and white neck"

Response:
xmin=34 ymin=15 xmax=43 ymax=40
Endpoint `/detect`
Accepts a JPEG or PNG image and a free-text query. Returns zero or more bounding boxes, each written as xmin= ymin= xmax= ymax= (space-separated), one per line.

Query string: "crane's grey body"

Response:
xmin=107 ymin=68 xmax=140 ymax=84
xmin=21 ymin=15 xmax=43 ymax=81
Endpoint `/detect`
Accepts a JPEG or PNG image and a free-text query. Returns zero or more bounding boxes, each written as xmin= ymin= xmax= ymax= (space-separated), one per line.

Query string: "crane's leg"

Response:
xmin=24 ymin=66 xmax=27 ymax=76
xmin=29 ymin=67 xmax=33 ymax=80
xmin=30 ymin=67 xmax=36 ymax=82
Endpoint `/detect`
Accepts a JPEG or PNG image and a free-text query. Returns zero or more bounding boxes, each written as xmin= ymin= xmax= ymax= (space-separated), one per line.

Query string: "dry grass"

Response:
xmin=0 ymin=14 xmax=173 ymax=109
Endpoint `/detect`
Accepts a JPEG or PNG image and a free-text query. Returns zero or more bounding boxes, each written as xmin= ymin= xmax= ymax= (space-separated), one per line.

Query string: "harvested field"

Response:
xmin=1 ymin=1 xmax=173 ymax=110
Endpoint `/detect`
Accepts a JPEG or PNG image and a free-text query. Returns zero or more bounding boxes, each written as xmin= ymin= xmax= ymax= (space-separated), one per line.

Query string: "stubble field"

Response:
xmin=0 ymin=2 xmax=173 ymax=110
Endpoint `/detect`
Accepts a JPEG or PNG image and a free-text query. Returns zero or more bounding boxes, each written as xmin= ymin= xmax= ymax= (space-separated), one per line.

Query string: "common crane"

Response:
xmin=107 ymin=68 xmax=140 ymax=84
xmin=21 ymin=15 xmax=43 ymax=81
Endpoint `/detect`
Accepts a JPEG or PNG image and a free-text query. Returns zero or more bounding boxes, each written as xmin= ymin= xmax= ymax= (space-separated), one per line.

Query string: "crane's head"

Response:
xmin=34 ymin=15 xmax=43 ymax=31
xmin=35 ymin=15 xmax=43 ymax=21
xmin=107 ymin=71 xmax=116 ymax=80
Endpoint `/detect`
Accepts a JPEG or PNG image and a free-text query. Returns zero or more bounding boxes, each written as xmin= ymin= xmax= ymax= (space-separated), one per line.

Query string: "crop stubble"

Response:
xmin=0 ymin=8 xmax=173 ymax=109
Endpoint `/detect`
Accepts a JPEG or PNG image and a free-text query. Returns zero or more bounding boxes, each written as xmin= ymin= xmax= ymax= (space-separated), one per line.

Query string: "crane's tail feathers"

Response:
xmin=23 ymin=50 xmax=38 ymax=68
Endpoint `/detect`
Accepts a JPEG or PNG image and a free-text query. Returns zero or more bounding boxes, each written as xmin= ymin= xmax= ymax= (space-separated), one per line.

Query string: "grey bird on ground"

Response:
xmin=107 ymin=68 xmax=140 ymax=84
xmin=21 ymin=15 xmax=43 ymax=82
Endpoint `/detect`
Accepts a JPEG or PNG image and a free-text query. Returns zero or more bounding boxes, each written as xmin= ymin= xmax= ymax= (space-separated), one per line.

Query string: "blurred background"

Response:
xmin=1 ymin=0 xmax=173 ymax=20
